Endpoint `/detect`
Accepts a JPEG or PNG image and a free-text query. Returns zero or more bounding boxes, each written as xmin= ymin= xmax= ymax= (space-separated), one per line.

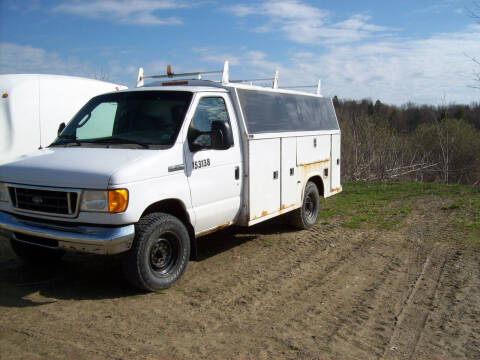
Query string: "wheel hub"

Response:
xmin=305 ymin=193 xmax=317 ymax=221
xmin=150 ymin=238 xmax=173 ymax=272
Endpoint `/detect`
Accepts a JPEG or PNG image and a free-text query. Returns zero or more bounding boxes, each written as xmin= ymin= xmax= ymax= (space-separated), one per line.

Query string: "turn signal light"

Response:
xmin=108 ymin=189 xmax=128 ymax=213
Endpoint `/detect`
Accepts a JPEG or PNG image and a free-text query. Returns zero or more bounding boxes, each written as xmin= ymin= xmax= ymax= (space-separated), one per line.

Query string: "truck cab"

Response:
xmin=0 ymin=62 xmax=341 ymax=291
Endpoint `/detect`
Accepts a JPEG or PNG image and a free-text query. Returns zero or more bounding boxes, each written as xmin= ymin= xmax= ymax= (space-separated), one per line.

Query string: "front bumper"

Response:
xmin=0 ymin=211 xmax=135 ymax=255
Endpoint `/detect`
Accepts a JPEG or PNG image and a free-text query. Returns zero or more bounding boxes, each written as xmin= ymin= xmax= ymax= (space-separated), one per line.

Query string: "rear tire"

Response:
xmin=123 ymin=213 xmax=190 ymax=291
xmin=290 ymin=181 xmax=321 ymax=229
xmin=10 ymin=239 xmax=65 ymax=265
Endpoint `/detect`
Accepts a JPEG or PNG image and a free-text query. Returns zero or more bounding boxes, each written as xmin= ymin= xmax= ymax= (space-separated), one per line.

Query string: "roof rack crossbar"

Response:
xmin=147 ymin=69 xmax=223 ymax=80
xmin=282 ymin=80 xmax=322 ymax=95
xmin=230 ymin=78 xmax=274 ymax=83
xmin=137 ymin=61 xmax=230 ymax=87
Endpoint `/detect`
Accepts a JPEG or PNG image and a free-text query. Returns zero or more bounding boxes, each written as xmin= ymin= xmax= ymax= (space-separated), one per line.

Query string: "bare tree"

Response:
xmin=467 ymin=2 xmax=480 ymax=88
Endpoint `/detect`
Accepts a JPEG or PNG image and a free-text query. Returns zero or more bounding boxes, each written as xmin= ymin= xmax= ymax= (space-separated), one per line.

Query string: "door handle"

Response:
xmin=235 ymin=166 xmax=240 ymax=180
xmin=168 ymin=164 xmax=185 ymax=172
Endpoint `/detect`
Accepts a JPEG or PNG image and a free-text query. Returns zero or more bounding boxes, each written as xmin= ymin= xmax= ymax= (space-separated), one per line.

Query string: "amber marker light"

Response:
xmin=108 ymin=189 xmax=128 ymax=213
xmin=2 ymin=93 xmax=8 ymax=99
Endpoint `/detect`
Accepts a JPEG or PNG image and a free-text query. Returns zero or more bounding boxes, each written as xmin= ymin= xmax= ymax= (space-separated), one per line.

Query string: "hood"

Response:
xmin=0 ymin=147 xmax=181 ymax=189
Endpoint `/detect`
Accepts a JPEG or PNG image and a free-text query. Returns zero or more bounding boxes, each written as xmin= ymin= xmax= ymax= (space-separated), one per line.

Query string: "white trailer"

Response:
xmin=0 ymin=74 xmax=127 ymax=164
xmin=0 ymin=62 xmax=341 ymax=291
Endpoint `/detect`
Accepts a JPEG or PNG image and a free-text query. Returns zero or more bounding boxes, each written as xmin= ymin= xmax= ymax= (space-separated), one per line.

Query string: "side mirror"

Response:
xmin=57 ymin=122 xmax=66 ymax=136
xmin=191 ymin=132 xmax=212 ymax=152
xmin=211 ymin=120 xmax=234 ymax=150
xmin=188 ymin=121 xmax=234 ymax=152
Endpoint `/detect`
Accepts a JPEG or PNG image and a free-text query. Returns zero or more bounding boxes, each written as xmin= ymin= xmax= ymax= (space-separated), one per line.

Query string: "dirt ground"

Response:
xmin=0 ymin=198 xmax=479 ymax=359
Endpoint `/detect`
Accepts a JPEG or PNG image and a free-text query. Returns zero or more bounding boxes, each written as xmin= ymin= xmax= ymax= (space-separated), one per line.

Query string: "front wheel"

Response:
xmin=290 ymin=181 xmax=321 ymax=229
xmin=123 ymin=213 xmax=190 ymax=291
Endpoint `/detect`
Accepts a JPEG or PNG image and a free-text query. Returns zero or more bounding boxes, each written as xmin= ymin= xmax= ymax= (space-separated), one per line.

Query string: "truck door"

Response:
xmin=183 ymin=94 xmax=242 ymax=234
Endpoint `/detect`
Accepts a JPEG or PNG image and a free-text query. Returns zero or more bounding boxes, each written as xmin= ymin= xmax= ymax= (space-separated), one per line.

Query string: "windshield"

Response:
xmin=52 ymin=91 xmax=193 ymax=148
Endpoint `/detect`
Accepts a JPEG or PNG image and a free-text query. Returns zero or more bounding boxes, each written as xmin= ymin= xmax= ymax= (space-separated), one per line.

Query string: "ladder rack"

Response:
xmin=136 ymin=60 xmax=320 ymax=95
xmin=137 ymin=61 xmax=230 ymax=87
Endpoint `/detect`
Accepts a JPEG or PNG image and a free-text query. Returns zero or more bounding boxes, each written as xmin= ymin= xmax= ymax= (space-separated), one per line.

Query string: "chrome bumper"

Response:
xmin=0 ymin=212 xmax=135 ymax=255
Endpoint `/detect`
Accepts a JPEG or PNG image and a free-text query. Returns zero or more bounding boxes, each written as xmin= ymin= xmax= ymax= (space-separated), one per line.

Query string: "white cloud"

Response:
xmin=52 ymin=0 xmax=186 ymax=26
xmin=0 ymin=42 xmax=131 ymax=84
xmin=225 ymin=0 xmax=389 ymax=45
xmin=194 ymin=25 xmax=480 ymax=105
xmin=0 ymin=42 xmax=94 ymax=75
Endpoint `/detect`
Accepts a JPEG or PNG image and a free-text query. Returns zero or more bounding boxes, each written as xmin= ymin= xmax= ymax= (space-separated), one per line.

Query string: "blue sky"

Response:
xmin=1 ymin=0 xmax=479 ymax=105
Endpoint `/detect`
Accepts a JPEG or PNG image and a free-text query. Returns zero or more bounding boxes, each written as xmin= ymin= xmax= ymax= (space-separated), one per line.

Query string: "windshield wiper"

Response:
xmin=53 ymin=134 xmax=81 ymax=146
xmin=89 ymin=137 xmax=150 ymax=149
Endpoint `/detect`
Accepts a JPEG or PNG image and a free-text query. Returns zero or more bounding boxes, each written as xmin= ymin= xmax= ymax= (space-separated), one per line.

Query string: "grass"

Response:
xmin=320 ymin=181 xmax=480 ymax=241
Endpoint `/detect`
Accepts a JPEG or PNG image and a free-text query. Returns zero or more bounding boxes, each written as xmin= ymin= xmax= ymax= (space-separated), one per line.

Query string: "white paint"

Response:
xmin=331 ymin=133 xmax=341 ymax=191
xmin=0 ymin=74 xmax=127 ymax=165
xmin=248 ymin=138 xmax=280 ymax=221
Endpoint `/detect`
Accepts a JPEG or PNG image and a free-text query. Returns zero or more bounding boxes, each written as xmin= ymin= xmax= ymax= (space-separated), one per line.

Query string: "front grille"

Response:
xmin=8 ymin=185 xmax=80 ymax=217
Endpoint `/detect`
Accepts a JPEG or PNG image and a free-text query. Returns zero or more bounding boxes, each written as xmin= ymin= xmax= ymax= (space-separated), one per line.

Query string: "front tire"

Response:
xmin=123 ymin=213 xmax=190 ymax=291
xmin=290 ymin=181 xmax=321 ymax=229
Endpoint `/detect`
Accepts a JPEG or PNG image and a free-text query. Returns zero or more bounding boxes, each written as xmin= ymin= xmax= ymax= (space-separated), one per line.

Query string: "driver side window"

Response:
xmin=191 ymin=97 xmax=229 ymax=132
xmin=189 ymin=97 xmax=230 ymax=148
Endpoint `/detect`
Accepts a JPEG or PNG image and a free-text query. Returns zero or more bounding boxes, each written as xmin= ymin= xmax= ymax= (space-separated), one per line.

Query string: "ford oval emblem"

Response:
xmin=32 ymin=195 xmax=43 ymax=205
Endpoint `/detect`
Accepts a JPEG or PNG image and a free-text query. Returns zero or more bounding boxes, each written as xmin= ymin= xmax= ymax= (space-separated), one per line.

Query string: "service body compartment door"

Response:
xmin=249 ymin=139 xmax=280 ymax=220
xmin=331 ymin=133 xmax=341 ymax=191
xmin=297 ymin=135 xmax=331 ymax=166
xmin=281 ymin=137 xmax=298 ymax=210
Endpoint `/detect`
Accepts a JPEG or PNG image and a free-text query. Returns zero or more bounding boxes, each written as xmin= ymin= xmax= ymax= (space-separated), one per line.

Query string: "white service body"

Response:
xmin=0 ymin=74 xmax=127 ymax=165
xmin=0 ymin=80 xmax=341 ymax=256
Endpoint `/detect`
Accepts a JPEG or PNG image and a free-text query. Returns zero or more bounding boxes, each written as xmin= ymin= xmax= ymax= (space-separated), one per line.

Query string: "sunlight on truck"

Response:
xmin=0 ymin=62 xmax=341 ymax=291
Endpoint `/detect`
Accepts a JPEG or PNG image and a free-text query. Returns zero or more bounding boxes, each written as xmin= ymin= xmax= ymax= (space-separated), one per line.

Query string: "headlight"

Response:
xmin=80 ymin=189 xmax=128 ymax=213
xmin=80 ymin=190 xmax=108 ymax=212
xmin=0 ymin=182 xmax=8 ymax=202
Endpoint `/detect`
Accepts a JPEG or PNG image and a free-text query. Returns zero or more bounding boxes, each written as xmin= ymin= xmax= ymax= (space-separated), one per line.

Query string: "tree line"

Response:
xmin=334 ymin=97 xmax=480 ymax=185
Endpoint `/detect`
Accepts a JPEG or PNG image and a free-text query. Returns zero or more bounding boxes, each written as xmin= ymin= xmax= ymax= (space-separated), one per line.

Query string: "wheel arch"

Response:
xmin=305 ymin=175 xmax=325 ymax=198
xmin=141 ymin=199 xmax=197 ymax=260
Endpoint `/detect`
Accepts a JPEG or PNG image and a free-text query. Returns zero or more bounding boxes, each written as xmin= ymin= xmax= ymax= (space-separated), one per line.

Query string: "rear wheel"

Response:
xmin=290 ymin=181 xmax=321 ymax=229
xmin=123 ymin=213 xmax=190 ymax=291
xmin=10 ymin=239 xmax=65 ymax=264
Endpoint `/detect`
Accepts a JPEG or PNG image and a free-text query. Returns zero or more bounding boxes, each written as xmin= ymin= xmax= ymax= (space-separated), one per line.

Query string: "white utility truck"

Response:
xmin=0 ymin=62 xmax=341 ymax=291
xmin=0 ymin=74 xmax=127 ymax=165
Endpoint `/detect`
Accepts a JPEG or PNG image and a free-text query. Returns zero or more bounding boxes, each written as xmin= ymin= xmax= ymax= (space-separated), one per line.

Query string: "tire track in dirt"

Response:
xmin=264 ymin=235 xmax=409 ymax=359
xmin=408 ymin=248 xmax=480 ymax=359
xmin=383 ymin=243 xmax=450 ymax=360
xmin=184 ymin=227 xmax=409 ymax=359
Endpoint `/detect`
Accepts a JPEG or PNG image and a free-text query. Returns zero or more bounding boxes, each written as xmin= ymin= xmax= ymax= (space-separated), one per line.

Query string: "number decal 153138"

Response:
xmin=193 ymin=159 xmax=210 ymax=169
